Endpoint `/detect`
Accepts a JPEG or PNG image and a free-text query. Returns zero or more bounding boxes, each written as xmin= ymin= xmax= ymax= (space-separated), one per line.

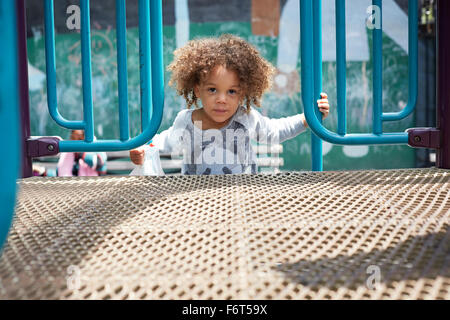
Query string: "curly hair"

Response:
xmin=167 ymin=34 xmax=275 ymax=112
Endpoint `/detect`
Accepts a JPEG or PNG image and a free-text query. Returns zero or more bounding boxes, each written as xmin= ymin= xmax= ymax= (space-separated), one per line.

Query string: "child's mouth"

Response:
xmin=213 ymin=109 xmax=228 ymax=113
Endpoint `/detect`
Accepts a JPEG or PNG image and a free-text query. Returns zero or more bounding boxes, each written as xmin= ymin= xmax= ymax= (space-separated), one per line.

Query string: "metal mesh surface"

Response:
xmin=0 ymin=167 xmax=449 ymax=300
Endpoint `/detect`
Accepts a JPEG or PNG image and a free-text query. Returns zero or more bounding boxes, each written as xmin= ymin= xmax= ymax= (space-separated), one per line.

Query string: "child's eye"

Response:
xmin=207 ymin=88 xmax=216 ymax=93
xmin=228 ymin=89 xmax=237 ymax=95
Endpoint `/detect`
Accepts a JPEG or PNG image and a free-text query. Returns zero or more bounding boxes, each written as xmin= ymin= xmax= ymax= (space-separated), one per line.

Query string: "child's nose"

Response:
xmin=216 ymin=92 xmax=227 ymax=103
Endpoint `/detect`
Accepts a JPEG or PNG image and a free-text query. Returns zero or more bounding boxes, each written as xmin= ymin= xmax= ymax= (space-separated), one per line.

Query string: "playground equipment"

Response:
xmin=0 ymin=1 xmax=20 ymax=255
xmin=0 ymin=0 xmax=448 ymax=299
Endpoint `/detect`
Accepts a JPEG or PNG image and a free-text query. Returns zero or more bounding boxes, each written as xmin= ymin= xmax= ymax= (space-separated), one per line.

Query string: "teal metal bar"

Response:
xmin=382 ymin=0 xmax=418 ymax=121
xmin=59 ymin=0 xmax=164 ymax=152
xmin=149 ymin=0 xmax=165 ymax=133
xmin=0 ymin=1 xmax=20 ymax=251
xmin=300 ymin=0 xmax=315 ymax=142
xmin=311 ymin=0 xmax=323 ymax=171
xmin=300 ymin=0 xmax=410 ymax=146
xmin=44 ymin=0 xmax=85 ymax=130
xmin=139 ymin=0 xmax=152 ymax=131
xmin=372 ymin=0 xmax=383 ymax=135
xmin=44 ymin=0 xmax=163 ymax=152
xmin=116 ymin=0 xmax=130 ymax=141
xmin=336 ymin=0 xmax=346 ymax=136
xmin=80 ymin=0 xmax=94 ymax=142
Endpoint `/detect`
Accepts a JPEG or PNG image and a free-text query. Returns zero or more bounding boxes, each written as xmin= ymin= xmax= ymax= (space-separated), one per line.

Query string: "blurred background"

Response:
xmin=25 ymin=0 xmax=437 ymax=172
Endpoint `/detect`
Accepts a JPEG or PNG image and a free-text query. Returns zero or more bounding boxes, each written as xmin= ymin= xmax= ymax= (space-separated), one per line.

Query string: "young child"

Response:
xmin=58 ymin=129 xmax=108 ymax=176
xmin=130 ymin=34 xmax=329 ymax=175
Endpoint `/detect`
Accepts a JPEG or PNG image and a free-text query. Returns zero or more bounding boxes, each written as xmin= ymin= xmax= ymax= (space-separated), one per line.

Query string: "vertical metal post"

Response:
xmin=336 ymin=0 xmax=347 ymax=136
xmin=300 ymin=0 xmax=315 ymax=159
xmin=80 ymin=0 xmax=94 ymax=142
xmin=372 ymin=0 xmax=383 ymax=135
xmin=0 ymin=0 xmax=20 ymax=251
xmin=17 ymin=0 xmax=32 ymax=178
xmin=44 ymin=0 xmax=84 ymax=130
xmin=311 ymin=0 xmax=323 ymax=171
xmin=436 ymin=0 xmax=450 ymax=169
xmin=150 ymin=0 xmax=164 ymax=131
xmin=139 ymin=0 xmax=152 ymax=132
xmin=116 ymin=0 xmax=130 ymax=142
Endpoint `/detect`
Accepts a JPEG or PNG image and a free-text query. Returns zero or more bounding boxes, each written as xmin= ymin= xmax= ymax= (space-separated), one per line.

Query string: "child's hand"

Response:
xmin=317 ymin=93 xmax=330 ymax=119
xmin=130 ymin=147 xmax=145 ymax=165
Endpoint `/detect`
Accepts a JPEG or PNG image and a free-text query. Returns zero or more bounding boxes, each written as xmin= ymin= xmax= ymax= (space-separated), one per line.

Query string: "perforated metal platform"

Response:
xmin=0 ymin=167 xmax=449 ymax=299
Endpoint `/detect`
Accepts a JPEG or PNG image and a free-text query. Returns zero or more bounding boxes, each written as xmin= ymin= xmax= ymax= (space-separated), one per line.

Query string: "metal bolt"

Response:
xmin=47 ymin=144 xmax=55 ymax=151
xmin=414 ymin=136 xmax=421 ymax=143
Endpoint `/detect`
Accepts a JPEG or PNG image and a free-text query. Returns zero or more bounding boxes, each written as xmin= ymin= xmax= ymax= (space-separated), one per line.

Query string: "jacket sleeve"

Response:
xmin=151 ymin=128 xmax=176 ymax=154
xmin=151 ymin=109 xmax=189 ymax=154
xmin=248 ymin=108 xmax=306 ymax=144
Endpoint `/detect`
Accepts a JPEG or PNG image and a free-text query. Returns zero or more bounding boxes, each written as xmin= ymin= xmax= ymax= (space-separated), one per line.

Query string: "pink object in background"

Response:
xmin=57 ymin=152 xmax=100 ymax=177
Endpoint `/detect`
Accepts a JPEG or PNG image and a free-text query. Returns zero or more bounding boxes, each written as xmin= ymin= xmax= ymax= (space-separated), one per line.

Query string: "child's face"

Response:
xmin=194 ymin=65 xmax=242 ymax=125
xmin=70 ymin=130 xmax=85 ymax=141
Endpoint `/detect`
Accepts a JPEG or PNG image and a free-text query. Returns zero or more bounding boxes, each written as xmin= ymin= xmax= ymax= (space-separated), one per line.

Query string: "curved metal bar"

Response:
xmin=300 ymin=0 xmax=409 ymax=145
xmin=382 ymin=0 xmax=418 ymax=122
xmin=80 ymin=0 xmax=94 ymax=142
xmin=59 ymin=124 xmax=162 ymax=152
xmin=149 ymin=0 xmax=165 ymax=136
xmin=59 ymin=0 xmax=165 ymax=152
xmin=139 ymin=0 xmax=152 ymax=131
xmin=116 ymin=0 xmax=130 ymax=142
xmin=44 ymin=0 xmax=85 ymax=130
